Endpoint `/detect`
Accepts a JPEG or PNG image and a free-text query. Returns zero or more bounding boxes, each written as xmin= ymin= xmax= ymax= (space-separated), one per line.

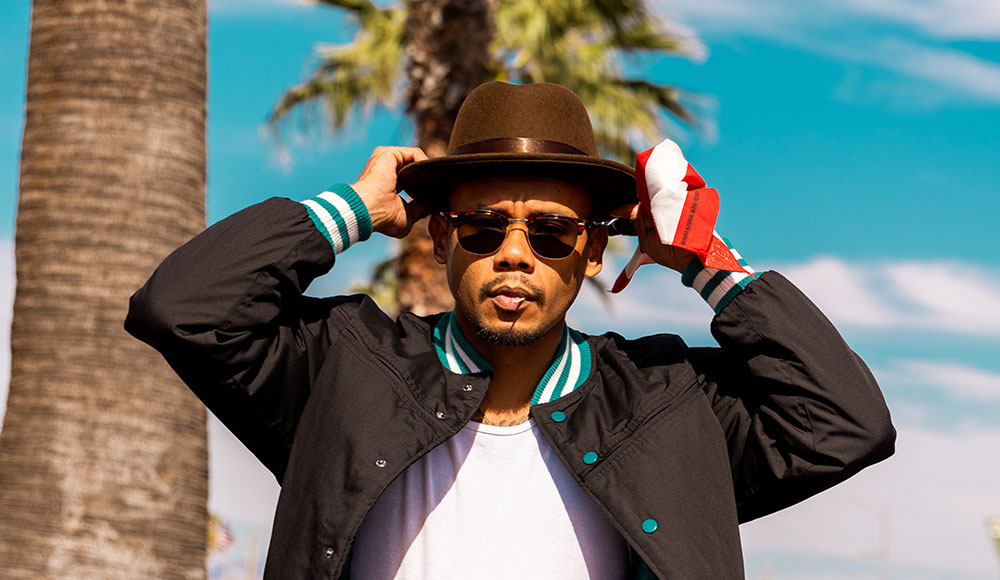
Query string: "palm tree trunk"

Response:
xmin=0 ymin=1 xmax=209 ymax=578
xmin=397 ymin=0 xmax=495 ymax=315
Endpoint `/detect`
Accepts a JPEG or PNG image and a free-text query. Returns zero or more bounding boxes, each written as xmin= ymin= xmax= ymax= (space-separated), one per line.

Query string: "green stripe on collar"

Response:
xmin=433 ymin=312 xmax=491 ymax=374
xmin=433 ymin=312 xmax=591 ymax=405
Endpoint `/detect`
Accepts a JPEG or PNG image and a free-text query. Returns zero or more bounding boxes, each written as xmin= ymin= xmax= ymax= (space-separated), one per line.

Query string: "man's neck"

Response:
xmin=458 ymin=316 xmax=566 ymax=425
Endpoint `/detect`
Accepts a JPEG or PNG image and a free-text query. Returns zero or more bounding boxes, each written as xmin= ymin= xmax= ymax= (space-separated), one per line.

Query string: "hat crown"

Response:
xmin=447 ymin=82 xmax=600 ymax=156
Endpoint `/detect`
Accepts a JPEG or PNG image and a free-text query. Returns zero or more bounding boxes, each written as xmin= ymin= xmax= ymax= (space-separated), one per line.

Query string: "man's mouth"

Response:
xmin=478 ymin=275 xmax=545 ymax=312
xmin=488 ymin=286 xmax=534 ymax=311
xmin=493 ymin=294 xmax=525 ymax=309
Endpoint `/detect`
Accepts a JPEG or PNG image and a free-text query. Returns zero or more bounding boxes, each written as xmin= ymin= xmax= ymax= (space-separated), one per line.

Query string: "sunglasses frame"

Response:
xmin=441 ymin=209 xmax=599 ymax=260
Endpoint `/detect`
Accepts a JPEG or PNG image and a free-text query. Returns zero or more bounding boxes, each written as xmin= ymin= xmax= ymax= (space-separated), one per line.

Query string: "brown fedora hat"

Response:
xmin=397 ymin=82 xmax=636 ymax=211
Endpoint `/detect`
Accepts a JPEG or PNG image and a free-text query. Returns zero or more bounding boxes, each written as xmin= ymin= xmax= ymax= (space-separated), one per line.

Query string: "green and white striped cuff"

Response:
xmin=300 ymin=183 xmax=373 ymax=254
xmin=681 ymin=238 xmax=760 ymax=314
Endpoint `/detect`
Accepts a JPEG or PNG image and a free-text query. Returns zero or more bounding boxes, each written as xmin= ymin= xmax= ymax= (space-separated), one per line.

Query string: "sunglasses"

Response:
xmin=442 ymin=209 xmax=598 ymax=260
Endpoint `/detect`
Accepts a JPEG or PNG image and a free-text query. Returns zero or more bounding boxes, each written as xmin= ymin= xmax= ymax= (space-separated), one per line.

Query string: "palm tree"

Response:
xmin=269 ymin=0 xmax=700 ymax=314
xmin=0 ymin=1 xmax=209 ymax=578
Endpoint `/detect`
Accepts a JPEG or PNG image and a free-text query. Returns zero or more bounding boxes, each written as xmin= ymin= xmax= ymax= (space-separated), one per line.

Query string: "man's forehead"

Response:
xmin=447 ymin=176 xmax=594 ymax=216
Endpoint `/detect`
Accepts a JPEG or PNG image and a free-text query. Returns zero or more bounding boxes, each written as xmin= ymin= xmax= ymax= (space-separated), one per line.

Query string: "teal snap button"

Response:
xmin=583 ymin=451 xmax=599 ymax=465
xmin=642 ymin=519 xmax=658 ymax=534
xmin=551 ymin=411 xmax=566 ymax=422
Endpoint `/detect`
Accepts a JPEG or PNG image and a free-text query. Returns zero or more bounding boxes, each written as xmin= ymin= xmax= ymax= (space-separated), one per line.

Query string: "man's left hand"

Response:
xmin=611 ymin=203 xmax=696 ymax=274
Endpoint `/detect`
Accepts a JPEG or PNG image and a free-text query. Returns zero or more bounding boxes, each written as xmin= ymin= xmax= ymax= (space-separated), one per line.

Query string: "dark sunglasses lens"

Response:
xmin=452 ymin=213 xmax=581 ymax=259
xmin=455 ymin=214 xmax=508 ymax=255
xmin=527 ymin=218 xmax=578 ymax=259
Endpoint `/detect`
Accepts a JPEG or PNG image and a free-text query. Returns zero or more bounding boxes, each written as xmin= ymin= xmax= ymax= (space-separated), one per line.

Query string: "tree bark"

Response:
xmin=398 ymin=0 xmax=495 ymax=315
xmin=0 ymin=1 xmax=209 ymax=578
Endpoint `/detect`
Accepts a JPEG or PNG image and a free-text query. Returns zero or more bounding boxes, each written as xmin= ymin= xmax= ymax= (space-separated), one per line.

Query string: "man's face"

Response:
xmin=429 ymin=176 xmax=607 ymax=348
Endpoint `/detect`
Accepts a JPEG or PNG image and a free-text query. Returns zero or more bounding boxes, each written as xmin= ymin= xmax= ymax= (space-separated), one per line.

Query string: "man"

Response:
xmin=126 ymin=82 xmax=895 ymax=579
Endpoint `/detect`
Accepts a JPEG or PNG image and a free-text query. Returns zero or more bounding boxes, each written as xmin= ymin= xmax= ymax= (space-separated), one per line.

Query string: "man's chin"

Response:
xmin=474 ymin=324 xmax=546 ymax=348
xmin=470 ymin=308 xmax=546 ymax=347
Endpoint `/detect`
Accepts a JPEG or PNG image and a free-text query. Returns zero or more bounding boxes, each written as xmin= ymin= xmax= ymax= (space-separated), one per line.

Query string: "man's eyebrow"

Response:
xmin=463 ymin=202 xmax=577 ymax=216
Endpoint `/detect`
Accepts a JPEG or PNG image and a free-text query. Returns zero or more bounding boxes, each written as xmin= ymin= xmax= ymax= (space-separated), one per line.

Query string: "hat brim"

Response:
xmin=397 ymin=153 xmax=636 ymax=213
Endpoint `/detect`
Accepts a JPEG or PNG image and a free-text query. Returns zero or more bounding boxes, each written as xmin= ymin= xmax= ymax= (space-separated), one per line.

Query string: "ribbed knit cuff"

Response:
xmin=300 ymin=183 xmax=373 ymax=254
xmin=681 ymin=238 xmax=760 ymax=314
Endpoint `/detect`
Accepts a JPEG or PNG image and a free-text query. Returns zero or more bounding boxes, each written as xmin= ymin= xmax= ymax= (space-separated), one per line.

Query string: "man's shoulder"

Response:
xmin=586 ymin=330 xmax=693 ymax=370
xmin=301 ymin=293 xmax=443 ymax=349
xmin=580 ymin=331 xmax=705 ymax=410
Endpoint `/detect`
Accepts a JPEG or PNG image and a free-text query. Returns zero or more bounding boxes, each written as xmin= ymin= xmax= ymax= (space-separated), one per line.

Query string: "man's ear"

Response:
xmin=428 ymin=213 xmax=448 ymax=265
xmin=584 ymin=226 xmax=608 ymax=278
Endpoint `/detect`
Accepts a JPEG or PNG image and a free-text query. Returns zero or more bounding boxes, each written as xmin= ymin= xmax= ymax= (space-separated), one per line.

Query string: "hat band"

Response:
xmin=448 ymin=137 xmax=588 ymax=157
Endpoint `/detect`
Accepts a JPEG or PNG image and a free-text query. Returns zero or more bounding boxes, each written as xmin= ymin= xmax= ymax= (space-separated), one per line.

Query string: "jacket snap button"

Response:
xmin=642 ymin=519 xmax=658 ymax=534
xmin=550 ymin=411 xmax=566 ymax=422
xmin=583 ymin=451 xmax=598 ymax=465
xmin=374 ymin=459 xmax=387 ymax=468
xmin=436 ymin=411 xmax=446 ymax=419
xmin=324 ymin=546 xmax=335 ymax=558
xmin=462 ymin=384 xmax=473 ymax=392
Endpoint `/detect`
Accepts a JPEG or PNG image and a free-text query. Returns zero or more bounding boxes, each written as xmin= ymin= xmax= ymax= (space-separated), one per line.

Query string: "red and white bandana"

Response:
xmin=611 ymin=139 xmax=751 ymax=293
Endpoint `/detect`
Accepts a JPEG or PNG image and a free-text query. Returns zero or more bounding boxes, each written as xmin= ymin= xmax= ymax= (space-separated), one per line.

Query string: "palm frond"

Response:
xmin=494 ymin=0 xmax=697 ymax=162
xmin=584 ymin=276 xmax=614 ymax=310
xmin=614 ymin=79 xmax=692 ymax=123
xmin=347 ymin=255 xmax=400 ymax=313
xmin=266 ymin=5 xmax=405 ymax=141
xmin=309 ymin=0 xmax=378 ymax=14
xmin=311 ymin=0 xmax=378 ymax=17
xmin=593 ymin=127 xmax=638 ymax=165
xmin=606 ymin=18 xmax=684 ymax=53
xmin=588 ymin=0 xmax=650 ymax=32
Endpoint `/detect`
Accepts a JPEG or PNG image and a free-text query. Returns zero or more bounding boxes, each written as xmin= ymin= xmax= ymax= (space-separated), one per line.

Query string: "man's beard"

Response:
xmin=473 ymin=322 xmax=549 ymax=347
xmin=471 ymin=274 xmax=549 ymax=347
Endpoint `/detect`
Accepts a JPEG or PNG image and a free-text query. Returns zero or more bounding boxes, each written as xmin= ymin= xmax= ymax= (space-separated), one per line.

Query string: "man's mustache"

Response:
xmin=478 ymin=274 xmax=546 ymax=306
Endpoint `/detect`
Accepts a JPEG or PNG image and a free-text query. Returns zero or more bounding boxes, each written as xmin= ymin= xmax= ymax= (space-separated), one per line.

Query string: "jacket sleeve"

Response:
xmin=124 ymin=186 xmax=374 ymax=481
xmin=688 ymin=270 xmax=896 ymax=523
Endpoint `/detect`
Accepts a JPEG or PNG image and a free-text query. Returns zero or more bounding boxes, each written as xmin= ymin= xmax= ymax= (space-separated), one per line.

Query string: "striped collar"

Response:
xmin=432 ymin=312 xmax=592 ymax=405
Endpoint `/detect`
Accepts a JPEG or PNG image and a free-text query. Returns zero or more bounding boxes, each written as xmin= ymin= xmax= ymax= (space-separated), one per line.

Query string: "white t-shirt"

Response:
xmin=350 ymin=420 xmax=630 ymax=579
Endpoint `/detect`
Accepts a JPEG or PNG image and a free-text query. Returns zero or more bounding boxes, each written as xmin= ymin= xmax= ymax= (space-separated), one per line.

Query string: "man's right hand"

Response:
xmin=350 ymin=146 xmax=431 ymax=239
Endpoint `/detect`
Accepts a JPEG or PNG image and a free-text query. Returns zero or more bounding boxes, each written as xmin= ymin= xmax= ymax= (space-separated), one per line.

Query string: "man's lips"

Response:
xmin=493 ymin=295 xmax=525 ymax=310
xmin=488 ymin=286 xmax=535 ymax=311
xmin=478 ymin=275 xmax=545 ymax=310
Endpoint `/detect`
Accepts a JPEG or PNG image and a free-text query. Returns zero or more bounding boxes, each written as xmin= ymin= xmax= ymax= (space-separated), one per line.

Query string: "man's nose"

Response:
xmin=492 ymin=224 xmax=535 ymax=272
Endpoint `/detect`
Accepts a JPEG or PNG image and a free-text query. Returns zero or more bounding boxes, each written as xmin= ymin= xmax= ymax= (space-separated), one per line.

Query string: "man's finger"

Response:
xmin=405 ymin=198 xmax=433 ymax=223
xmin=394 ymin=146 xmax=429 ymax=166
xmin=609 ymin=203 xmax=639 ymax=220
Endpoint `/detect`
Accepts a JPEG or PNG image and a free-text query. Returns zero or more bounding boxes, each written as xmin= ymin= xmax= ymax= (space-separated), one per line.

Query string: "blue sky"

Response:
xmin=1 ymin=0 xmax=999 ymax=578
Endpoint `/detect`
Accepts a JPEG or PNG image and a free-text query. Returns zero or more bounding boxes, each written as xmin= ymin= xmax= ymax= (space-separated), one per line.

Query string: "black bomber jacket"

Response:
xmin=125 ymin=197 xmax=896 ymax=579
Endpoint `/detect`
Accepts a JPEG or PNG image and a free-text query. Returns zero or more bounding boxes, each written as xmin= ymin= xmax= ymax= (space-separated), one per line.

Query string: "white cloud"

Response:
xmin=885 ymin=260 xmax=1000 ymax=333
xmin=776 ymin=257 xmax=894 ymax=327
xmin=569 ymin=265 xmax=714 ymax=337
xmin=824 ymin=37 xmax=1000 ymax=104
xmin=741 ymin=424 xmax=1000 ymax=578
xmin=840 ymin=0 xmax=1000 ymax=40
xmin=661 ymin=0 xmax=1000 ymax=40
xmin=572 ymin=255 xmax=1000 ymax=339
xmin=656 ymin=0 xmax=801 ymax=33
xmin=782 ymin=256 xmax=1000 ymax=337
xmin=875 ymin=359 xmax=1000 ymax=402
xmin=657 ymin=0 xmax=1000 ymax=105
